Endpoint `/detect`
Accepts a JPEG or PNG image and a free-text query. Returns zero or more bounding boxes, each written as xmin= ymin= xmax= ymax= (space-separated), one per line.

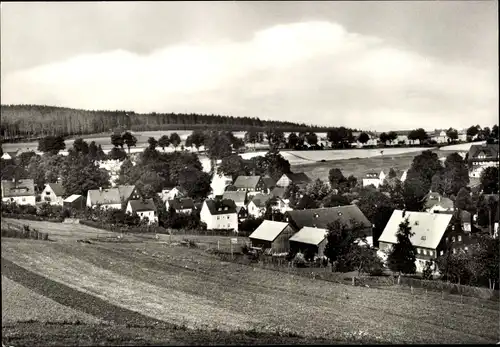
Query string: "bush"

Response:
xmin=293 ymin=252 xmax=306 ymax=268
xmin=241 ymin=244 xmax=250 ymax=255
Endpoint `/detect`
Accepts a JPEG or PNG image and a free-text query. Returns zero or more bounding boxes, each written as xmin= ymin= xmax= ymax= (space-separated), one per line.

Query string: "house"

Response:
xmin=41 ymin=182 xmax=66 ymax=206
xmin=233 ymin=176 xmax=266 ymax=196
xmin=289 ymin=226 xmax=329 ymax=258
xmin=377 ymin=210 xmax=479 ymax=273
xmin=63 ymin=194 xmax=85 ymax=210
xmin=247 ymin=193 xmax=272 ymax=218
xmin=200 ymin=199 xmax=238 ymax=231
xmin=467 ymin=143 xmax=499 ymax=178
xmin=285 ymin=205 xmax=373 ymax=246
xmin=236 ymin=205 xmax=248 ymax=221
xmin=262 ymin=176 xmax=276 ymax=193
xmin=457 ymin=130 xmax=467 ymax=142
xmin=362 ymin=172 xmax=382 ymax=188
xmin=210 ymin=174 xmax=233 ymax=197
xmin=423 ymin=192 xmax=454 ymax=213
xmin=1 ymin=151 xmax=18 ymax=161
xmin=430 ymin=130 xmax=448 ymax=144
xmin=126 ymin=198 xmax=158 ymax=224
xmin=166 ymin=198 xmax=195 ymax=214
xmin=270 ymin=187 xmax=292 ymax=214
xmin=86 ymin=185 xmax=138 ymax=210
xmin=158 ymin=186 xmax=187 ymax=202
xmin=275 ymin=172 xmax=311 ymax=188
xmin=222 ymin=191 xmax=247 ymax=207
xmin=249 ymin=220 xmax=295 ymax=254
xmin=1 ymin=179 xmax=37 ymax=206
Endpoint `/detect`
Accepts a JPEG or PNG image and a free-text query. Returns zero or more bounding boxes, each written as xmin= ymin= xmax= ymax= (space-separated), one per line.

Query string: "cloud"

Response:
xmin=2 ymin=21 xmax=497 ymax=130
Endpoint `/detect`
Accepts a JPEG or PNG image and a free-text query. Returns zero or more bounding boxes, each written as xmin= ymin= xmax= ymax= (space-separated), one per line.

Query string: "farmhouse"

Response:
xmin=249 ymin=220 xmax=295 ymax=254
xmin=423 ymin=192 xmax=454 ymax=213
xmin=86 ymin=185 xmax=138 ymax=210
xmin=275 ymin=172 xmax=311 ymax=188
xmin=285 ymin=205 xmax=373 ymax=246
xmin=289 ymin=226 xmax=329 ymax=258
xmin=41 ymin=182 xmax=66 ymax=206
xmin=63 ymin=194 xmax=85 ymax=210
xmin=233 ymin=176 xmax=266 ymax=195
xmin=222 ymin=190 xmax=247 ymax=207
xmin=159 ymin=186 xmax=187 ymax=202
xmin=126 ymin=198 xmax=158 ymax=224
xmin=166 ymin=198 xmax=195 ymax=214
xmin=378 ymin=210 xmax=462 ymax=273
xmin=467 ymin=143 xmax=499 ymax=178
xmin=200 ymin=199 xmax=238 ymax=231
xmin=247 ymin=193 xmax=272 ymax=218
xmin=1 ymin=179 xmax=37 ymax=206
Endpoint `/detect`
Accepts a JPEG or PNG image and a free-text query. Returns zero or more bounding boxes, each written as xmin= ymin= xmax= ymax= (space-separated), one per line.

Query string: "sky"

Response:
xmin=1 ymin=1 xmax=498 ymax=131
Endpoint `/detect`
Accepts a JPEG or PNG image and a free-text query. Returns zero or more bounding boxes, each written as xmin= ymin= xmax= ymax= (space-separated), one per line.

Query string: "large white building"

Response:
xmin=200 ymin=199 xmax=238 ymax=231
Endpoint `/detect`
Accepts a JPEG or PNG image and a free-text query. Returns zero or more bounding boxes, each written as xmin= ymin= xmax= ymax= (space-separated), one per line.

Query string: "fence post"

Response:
xmin=410 ymin=286 xmax=413 ymax=295
xmin=441 ymin=290 xmax=444 ymax=300
xmin=460 ymin=295 xmax=463 ymax=304
xmin=352 ymin=276 xmax=355 ymax=286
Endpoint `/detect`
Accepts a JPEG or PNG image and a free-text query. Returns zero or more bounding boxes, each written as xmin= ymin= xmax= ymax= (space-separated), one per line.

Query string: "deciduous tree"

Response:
xmin=480 ymin=167 xmax=499 ymax=194
xmin=158 ymin=135 xmax=171 ymax=151
xmin=170 ymin=132 xmax=181 ymax=151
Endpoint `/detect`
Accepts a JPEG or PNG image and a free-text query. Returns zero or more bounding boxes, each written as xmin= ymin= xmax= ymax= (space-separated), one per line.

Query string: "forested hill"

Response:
xmin=0 ymin=104 xmax=329 ymax=141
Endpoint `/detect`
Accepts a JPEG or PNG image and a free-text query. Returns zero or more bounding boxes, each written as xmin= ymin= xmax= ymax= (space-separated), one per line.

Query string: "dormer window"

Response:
xmin=414 ymin=221 xmax=419 ymax=226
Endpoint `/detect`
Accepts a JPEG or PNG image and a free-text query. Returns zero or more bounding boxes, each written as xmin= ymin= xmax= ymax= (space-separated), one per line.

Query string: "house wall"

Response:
xmin=200 ymin=203 xmax=238 ymax=231
xmin=2 ymin=196 xmax=36 ymax=206
xmin=271 ymin=225 xmax=296 ymax=253
xmin=41 ymin=185 xmax=64 ymax=206
xmin=247 ymin=201 xmax=265 ymax=218
xmin=63 ymin=198 xmax=84 ymax=210
xmin=250 ymin=239 xmax=272 ymax=250
xmin=362 ymin=178 xmax=381 ymax=188
xmin=276 ymin=175 xmax=291 ymax=188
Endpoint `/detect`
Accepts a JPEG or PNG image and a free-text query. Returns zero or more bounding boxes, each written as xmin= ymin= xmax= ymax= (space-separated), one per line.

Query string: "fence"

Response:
xmin=1 ymin=224 xmax=49 ymax=241
xmin=169 ymin=228 xmax=252 ymax=237
xmin=1 ymin=213 xmax=63 ymax=223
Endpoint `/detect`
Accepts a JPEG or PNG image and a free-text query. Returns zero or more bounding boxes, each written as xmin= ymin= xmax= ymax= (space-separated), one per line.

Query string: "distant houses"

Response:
xmin=1 ymin=179 xmax=37 ymax=206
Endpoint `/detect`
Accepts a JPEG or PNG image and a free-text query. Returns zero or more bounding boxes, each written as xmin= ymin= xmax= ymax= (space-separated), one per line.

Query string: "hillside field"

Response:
xmin=2 ymin=235 xmax=498 ymax=345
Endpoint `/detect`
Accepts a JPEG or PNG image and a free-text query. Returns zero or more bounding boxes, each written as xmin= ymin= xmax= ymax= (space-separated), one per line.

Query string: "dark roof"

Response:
xmin=285 ymin=172 xmax=311 ymax=185
xmin=128 ymin=198 xmax=156 ymax=212
xmin=117 ymin=185 xmax=136 ymax=201
xmin=468 ymin=144 xmax=499 ymax=159
xmin=285 ymin=205 xmax=372 ymax=230
xmin=168 ymin=198 xmax=195 ymax=210
xmin=262 ymin=176 xmax=276 ymax=189
xmin=233 ymin=176 xmax=262 ymax=189
xmin=1 ymin=179 xmax=36 ymax=197
xmin=204 ymin=199 xmax=237 ymax=215
xmin=46 ymin=183 xmax=66 ymax=197
xmin=88 ymin=185 xmax=136 ymax=205
xmin=250 ymin=193 xmax=272 ymax=208
xmin=271 ymin=187 xmax=286 ymax=199
xmin=222 ymin=191 xmax=247 ymax=203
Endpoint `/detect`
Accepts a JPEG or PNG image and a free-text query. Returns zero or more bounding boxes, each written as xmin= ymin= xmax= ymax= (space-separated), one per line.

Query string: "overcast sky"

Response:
xmin=1 ymin=1 xmax=498 ymax=131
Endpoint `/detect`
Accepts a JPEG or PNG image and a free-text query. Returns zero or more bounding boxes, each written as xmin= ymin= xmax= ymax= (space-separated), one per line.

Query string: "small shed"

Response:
xmin=249 ymin=220 xmax=295 ymax=254
xmin=63 ymin=194 xmax=85 ymax=210
xmin=289 ymin=226 xmax=329 ymax=258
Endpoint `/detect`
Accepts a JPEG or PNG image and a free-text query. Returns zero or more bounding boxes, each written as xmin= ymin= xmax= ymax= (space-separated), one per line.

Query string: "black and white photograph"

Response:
xmin=1 ymin=1 xmax=499 ymax=345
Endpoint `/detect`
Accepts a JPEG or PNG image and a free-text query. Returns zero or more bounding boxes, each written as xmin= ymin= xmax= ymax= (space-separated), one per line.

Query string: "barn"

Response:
xmin=249 ymin=220 xmax=295 ymax=254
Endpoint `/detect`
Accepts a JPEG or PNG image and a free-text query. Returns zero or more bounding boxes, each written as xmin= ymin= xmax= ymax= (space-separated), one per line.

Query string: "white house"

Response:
xmin=247 ymin=193 xmax=272 ymax=218
xmin=431 ymin=131 xmax=448 ymax=144
xmin=158 ymin=186 xmax=187 ymax=202
xmin=1 ymin=179 xmax=37 ymax=206
xmin=126 ymin=199 xmax=158 ymax=224
xmin=362 ymin=170 xmax=385 ymax=189
xmin=41 ymin=182 xmax=66 ymax=206
xmin=86 ymin=185 xmax=138 ymax=210
xmin=467 ymin=144 xmax=499 ymax=178
xmin=200 ymin=199 xmax=238 ymax=231
xmin=165 ymin=198 xmax=195 ymax=214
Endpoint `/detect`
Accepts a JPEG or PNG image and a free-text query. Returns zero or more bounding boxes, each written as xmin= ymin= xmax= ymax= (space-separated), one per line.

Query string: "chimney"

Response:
xmin=99 ymin=187 xmax=102 ymax=192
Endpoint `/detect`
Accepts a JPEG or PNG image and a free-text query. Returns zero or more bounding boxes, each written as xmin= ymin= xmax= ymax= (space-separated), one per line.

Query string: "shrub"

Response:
xmin=293 ymin=252 xmax=306 ymax=268
xmin=241 ymin=244 xmax=250 ymax=255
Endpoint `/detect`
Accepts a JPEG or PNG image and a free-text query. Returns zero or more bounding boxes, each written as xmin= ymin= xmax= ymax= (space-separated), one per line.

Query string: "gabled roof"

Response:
xmin=222 ymin=191 xmax=247 ymax=203
xmin=285 ymin=205 xmax=372 ymax=230
xmin=283 ymin=172 xmax=311 ymax=185
xmin=46 ymin=183 xmax=66 ymax=197
xmin=250 ymin=193 xmax=272 ymax=208
xmin=1 ymin=179 xmax=36 ymax=197
xmin=289 ymin=226 xmax=328 ymax=246
xmin=3 ymin=151 xmax=17 ymax=159
xmin=128 ymin=198 xmax=156 ymax=212
xmin=468 ymin=144 xmax=499 ymax=159
xmin=204 ymin=199 xmax=237 ymax=215
xmin=64 ymin=194 xmax=83 ymax=203
xmin=233 ymin=176 xmax=261 ymax=189
xmin=271 ymin=187 xmax=286 ymax=199
xmin=379 ymin=210 xmax=453 ymax=249
xmin=249 ymin=220 xmax=290 ymax=242
xmin=262 ymin=176 xmax=276 ymax=189
xmin=88 ymin=188 xmax=121 ymax=205
xmin=167 ymin=198 xmax=194 ymax=210
xmin=117 ymin=185 xmax=136 ymax=201
xmin=236 ymin=205 xmax=247 ymax=215
xmin=424 ymin=193 xmax=454 ymax=210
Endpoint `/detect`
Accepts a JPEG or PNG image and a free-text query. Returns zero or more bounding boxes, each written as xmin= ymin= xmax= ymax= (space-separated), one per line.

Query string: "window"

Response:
xmin=440 ymin=250 xmax=444 ymax=256
xmin=452 ymin=225 xmax=455 ymax=231
xmin=417 ymin=249 xmax=421 ymax=254
xmin=227 ymin=216 xmax=230 ymax=219
xmin=423 ymin=249 xmax=427 ymax=255
xmin=46 ymin=191 xmax=50 ymax=195
xmin=22 ymin=198 xmax=26 ymax=202
xmin=217 ymin=216 xmax=220 ymax=220
xmin=458 ymin=235 xmax=462 ymax=242
xmin=429 ymin=250 xmax=433 ymax=256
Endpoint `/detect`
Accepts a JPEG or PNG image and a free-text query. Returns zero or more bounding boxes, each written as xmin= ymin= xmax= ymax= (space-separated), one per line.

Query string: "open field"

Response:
xmin=2 ymin=237 xmax=498 ymax=344
xmin=440 ymin=141 xmax=486 ymax=151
